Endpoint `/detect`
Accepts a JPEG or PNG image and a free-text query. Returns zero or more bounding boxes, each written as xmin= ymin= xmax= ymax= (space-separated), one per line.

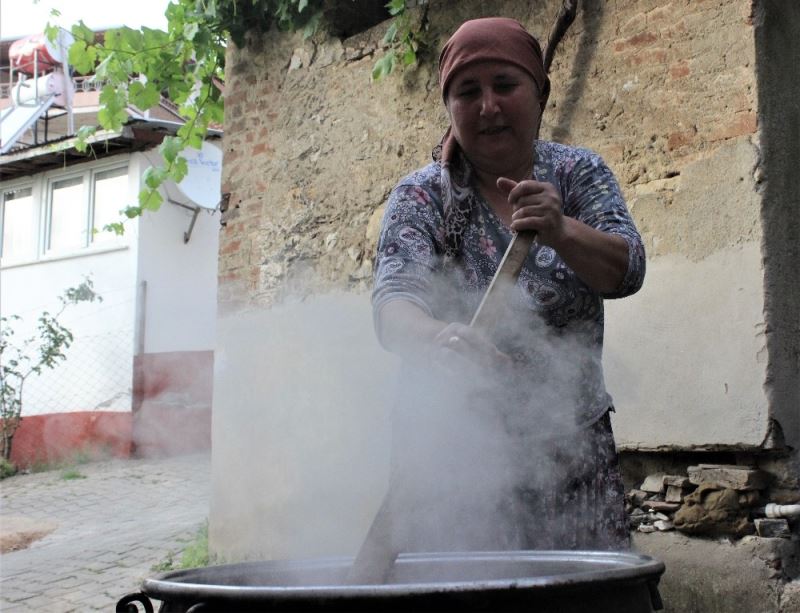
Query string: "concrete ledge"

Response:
xmin=633 ymin=531 xmax=799 ymax=612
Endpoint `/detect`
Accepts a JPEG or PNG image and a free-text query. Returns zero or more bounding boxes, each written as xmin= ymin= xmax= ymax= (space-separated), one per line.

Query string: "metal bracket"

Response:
xmin=184 ymin=207 xmax=201 ymax=244
xmin=168 ymin=198 xmax=203 ymax=244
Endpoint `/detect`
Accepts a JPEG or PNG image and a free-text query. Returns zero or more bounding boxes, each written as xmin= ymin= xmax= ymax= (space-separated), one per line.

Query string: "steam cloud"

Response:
xmin=210 ymin=285 xmax=597 ymax=568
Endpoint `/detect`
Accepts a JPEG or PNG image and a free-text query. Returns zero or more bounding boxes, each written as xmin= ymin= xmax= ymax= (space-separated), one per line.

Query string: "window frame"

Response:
xmin=1 ymin=157 xmax=132 ymax=268
xmin=44 ymin=169 xmax=92 ymax=255
xmin=0 ymin=179 xmax=41 ymax=266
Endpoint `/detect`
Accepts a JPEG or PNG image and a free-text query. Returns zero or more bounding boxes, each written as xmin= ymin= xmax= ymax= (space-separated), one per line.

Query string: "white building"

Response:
xmin=1 ymin=34 xmax=220 ymax=464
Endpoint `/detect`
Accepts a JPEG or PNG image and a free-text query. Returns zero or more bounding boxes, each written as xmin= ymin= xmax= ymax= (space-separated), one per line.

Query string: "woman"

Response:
xmin=372 ymin=17 xmax=645 ymax=552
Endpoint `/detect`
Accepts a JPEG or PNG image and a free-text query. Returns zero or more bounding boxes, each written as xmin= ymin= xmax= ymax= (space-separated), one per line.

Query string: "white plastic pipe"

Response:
xmin=764 ymin=503 xmax=800 ymax=519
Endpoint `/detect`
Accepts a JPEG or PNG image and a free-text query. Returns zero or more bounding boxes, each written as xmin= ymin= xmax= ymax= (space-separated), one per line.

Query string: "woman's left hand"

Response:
xmin=497 ymin=176 xmax=630 ymax=294
xmin=497 ymin=177 xmax=567 ymax=248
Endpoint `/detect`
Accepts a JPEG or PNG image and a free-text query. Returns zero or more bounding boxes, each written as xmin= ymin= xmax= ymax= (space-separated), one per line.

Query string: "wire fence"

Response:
xmin=17 ymin=327 xmax=134 ymax=415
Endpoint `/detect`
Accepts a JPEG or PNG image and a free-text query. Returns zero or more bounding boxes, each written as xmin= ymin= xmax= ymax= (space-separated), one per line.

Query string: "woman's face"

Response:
xmin=445 ymin=61 xmax=541 ymax=177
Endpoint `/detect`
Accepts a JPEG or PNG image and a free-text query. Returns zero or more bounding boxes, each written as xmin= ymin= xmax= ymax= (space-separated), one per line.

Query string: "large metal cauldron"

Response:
xmin=117 ymin=550 xmax=665 ymax=612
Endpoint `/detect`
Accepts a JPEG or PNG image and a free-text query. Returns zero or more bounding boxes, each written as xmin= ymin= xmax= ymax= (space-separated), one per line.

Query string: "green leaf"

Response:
xmin=123 ymin=206 xmax=143 ymax=219
xmin=103 ymin=222 xmax=126 ymax=236
xmin=302 ymin=11 xmax=321 ymax=39
xmin=386 ymin=0 xmax=405 ymax=16
xmin=207 ymin=101 xmax=225 ymax=124
xmin=298 ymin=0 xmax=308 ymax=12
xmin=138 ymin=188 xmax=163 ymax=211
xmin=142 ymin=166 xmax=168 ymax=189
xmin=171 ymin=156 xmax=189 ymax=183
xmin=71 ymin=20 xmax=95 ymax=45
xmin=44 ymin=23 xmax=60 ymax=43
xmin=116 ymin=27 xmax=143 ymax=53
xmin=129 ymin=81 xmax=161 ymax=110
xmin=98 ymin=106 xmax=126 ymax=132
xmin=402 ymin=46 xmax=416 ymax=65
xmin=159 ymin=136 xmax=182 ymax=164
xmin=68 ymin=40 xmax=97 ymax=75
xmin=178 ymin=123 xmax=204 ymax=149
xmin=74 ymin=125 xmax=97 ymax=152
xmin=382 ymin=22 xmax=398 ymax=45
xmin=93 ymin=55 xmax=112 ymax=80
xmin=141 ymin=26 xmax=168 ymax=48
xmin=372 ymin=51 xmax=396 ymax=81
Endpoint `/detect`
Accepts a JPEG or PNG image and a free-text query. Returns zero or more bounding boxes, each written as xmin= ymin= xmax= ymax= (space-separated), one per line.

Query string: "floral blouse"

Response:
xmin=372 ymin=140 xmax=646 ymax=426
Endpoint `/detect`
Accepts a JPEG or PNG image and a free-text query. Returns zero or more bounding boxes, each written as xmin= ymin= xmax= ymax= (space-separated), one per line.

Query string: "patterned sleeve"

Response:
xmin=371 ymin=181 xmax=445 ymax=333
xmin=563 ymin=152 xmax=646 ymax=298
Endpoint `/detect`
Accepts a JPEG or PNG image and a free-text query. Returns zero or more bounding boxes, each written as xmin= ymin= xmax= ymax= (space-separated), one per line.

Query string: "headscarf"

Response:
xmin=436 ymin=18 xmax=550 ymax=259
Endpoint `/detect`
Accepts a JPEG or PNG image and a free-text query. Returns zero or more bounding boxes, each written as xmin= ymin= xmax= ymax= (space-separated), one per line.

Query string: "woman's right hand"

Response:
xmin=430 ymin=322 xmax=513 ymax=379
xmin=377 ymin=301 xmax=512 ymax=381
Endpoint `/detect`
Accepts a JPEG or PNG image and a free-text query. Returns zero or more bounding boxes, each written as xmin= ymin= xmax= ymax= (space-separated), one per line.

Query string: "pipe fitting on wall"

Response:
xmin=763 ymin=503 xmax=800 ymax=519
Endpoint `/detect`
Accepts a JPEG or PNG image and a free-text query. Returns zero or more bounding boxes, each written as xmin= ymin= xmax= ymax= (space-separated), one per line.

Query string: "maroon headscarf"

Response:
xmin=436 ymin=18 xmax=550 ymax=258
xmin=439 ymin=17 xmax=550 ymax=109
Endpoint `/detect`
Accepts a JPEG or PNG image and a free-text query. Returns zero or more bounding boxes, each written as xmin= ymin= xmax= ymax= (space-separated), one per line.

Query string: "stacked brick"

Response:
xmin=626 ymin=465 xmax=795 ymax=539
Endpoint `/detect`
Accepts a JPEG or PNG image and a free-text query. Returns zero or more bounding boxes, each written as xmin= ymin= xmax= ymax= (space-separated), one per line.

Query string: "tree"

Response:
xmin=0 ymin=279 xmax=102 ymax=462
xmin=52 ymin=0 xmax=424 ymax=233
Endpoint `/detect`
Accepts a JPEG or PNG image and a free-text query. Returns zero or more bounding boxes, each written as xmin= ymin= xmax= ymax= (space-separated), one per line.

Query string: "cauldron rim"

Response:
xmin=142 ymin=549 xmax=665 ymax=603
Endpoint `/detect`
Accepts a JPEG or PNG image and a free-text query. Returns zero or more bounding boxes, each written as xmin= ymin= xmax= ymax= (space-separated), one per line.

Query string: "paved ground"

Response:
xmin=0 ymin=453 xmax=210 ymax=612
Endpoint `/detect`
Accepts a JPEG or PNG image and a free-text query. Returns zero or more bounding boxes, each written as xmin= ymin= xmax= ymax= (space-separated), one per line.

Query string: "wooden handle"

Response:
xmin=470 ymin=231 xmax=536 ymax=331
xmin=346 ymin=496 xmax=397 ymax=584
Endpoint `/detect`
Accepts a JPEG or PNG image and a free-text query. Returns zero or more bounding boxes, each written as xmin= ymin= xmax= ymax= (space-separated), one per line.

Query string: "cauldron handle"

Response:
xmin=116 ymin=592 xmax=155 ymax=613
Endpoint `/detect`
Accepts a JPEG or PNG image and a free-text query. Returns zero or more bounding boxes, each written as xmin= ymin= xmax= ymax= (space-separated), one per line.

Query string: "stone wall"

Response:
xmin=219 ymin=0 xmax=785 ymax=447
xmin=219 ymin=0 xmax=761 ymax=308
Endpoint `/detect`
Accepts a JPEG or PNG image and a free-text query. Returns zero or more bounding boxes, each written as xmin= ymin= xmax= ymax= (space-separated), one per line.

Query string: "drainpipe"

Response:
xmin=131 ymin=280 xmax=147 ymax=456
xmin=759 ymin=503 xmax=800 ymax=519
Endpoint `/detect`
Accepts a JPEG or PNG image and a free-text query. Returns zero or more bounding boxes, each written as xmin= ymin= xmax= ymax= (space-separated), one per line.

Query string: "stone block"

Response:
xmin=688 ymin=464 xmax=769 ymax=491
xmin=666 ymin=485 xmax=686 ymax=503
xmin=629 ymin=508 xmax=648 ymax=527
xmin=781 ymin=580 xmax=800 ymax=613
xmin=643 ymin=500 xmax=682 ymax=514
xmin=627 ymin=488 xmax=649 ymax=506
xmin=754 ymin=519 xmax=791 ymax=539
xmin=640 ymin=474 xmax=666 ymax=493
xmin=664 ymin=475 xmax=691 ymax=488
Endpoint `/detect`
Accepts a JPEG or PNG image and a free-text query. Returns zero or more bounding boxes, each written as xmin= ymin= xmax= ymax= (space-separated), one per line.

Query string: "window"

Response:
xmin=1 ymin=186 xmax=37 ymax=263
xmin=45 ymin=164 xmax=128 ymax=255
xmin=92 ymin=167 xmax=128 ymax=245
xmin=48 ymin=176 xmax=87 ymax=252
xmin=0 ymin=161 xmax=129 ymax=266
